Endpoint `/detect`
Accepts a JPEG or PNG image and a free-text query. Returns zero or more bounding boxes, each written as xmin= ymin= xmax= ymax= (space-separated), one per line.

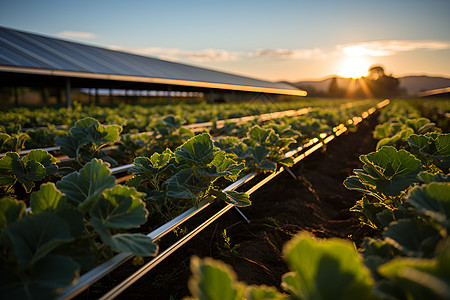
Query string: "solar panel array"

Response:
xmin=0 ymin=26 xmax=305 ymax=96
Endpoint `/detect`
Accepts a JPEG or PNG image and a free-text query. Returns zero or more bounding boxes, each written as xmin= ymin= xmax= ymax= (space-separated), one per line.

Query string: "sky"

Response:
xmin=1 ymin=0 xmax=449 ymax=82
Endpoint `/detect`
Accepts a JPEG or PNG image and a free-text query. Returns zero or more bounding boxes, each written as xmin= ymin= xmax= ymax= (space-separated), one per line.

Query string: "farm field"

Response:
xmin=0 ymin=97 xmax=449 ymax=300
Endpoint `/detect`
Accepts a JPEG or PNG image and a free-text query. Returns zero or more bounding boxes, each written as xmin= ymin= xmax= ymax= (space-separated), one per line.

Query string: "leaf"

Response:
xmin=56 ymin=159 xmax=116 ymax=213
xmin=175 ymin=133 xmax=216 ymax=165
xmin=210 ymin=189 xmax=251 ymax=207
xmin=89 ymin=218 xmax=157 ymax=256
xmin=344 ymin=176 xmax=372 ymax=194
xmin=0 ymin=255 xmax=79 ymax=300
xmin=188 ymin=256 xmax=244 ymax=300
xmin=248 ymin=126 xmax=274 ymax=144
xmin=418 ymin=171 xmax=450 ymax=184
xmin=163 ymin=169 xmax=200 ymax=199
xmin=4 ymin=212 xmax=74 ymax=267
xmin=378 ymin=241 xmax=450 ymax=300
xmin=0 ymin=152 xmax=21 ymax=187
xmin=383 ymin=218 xmax=440 ymax=257
xmin=282 ymin=232 xmax=376 ymax=300
xmin=90 ymin=185 xmax=148 ymax=229
xmin=357 ymin=146 xmax=422 ymax=197
xmin=30 ymin=182 xmax=67 ymax=214
xmin=0 ymin=198 xmax=26 ymax=230
xmin=406 ymin=183 xmax=450 ymax=228
xmin=70 ymin=117 xmax=122 ymax=145
xmin=246 ymin=284 xmax=287 ymax=300
xmin=22 ymin=149 xmax=59 ymax=175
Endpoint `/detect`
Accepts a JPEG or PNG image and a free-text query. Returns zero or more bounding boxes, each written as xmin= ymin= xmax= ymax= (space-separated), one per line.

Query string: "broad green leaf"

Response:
xmin=278 ymin=156 xmax=294 ymax=167
xmin=150 ymin=149 xmax=174 ymax=168
xmin=70 ymin=117 xmax=122 ymax=144
xmin=4 ymin=212 xmax=74 ymax=267
xmin=90 ymin=185 xmax=147 ymax=229
xmin=164 ymin=169 xmax=209 ymax=199
xmin=24 ymin=160 xmax=46 ymax=182
xmin=407 ymin=133 xmax=450 ymax=173
xmin=248 ymin=126 xmax=274 ymax=144
xmin=56 ymin=159 xmax=116 ymax=213
xmin=0 ymin=152 xmax=21 ymax=187
xmin=378 ymin=241 xmax=450 ymax=300
xmin=175 ymin=133 xmax=216 ymax=165
xmin=22 ymin=149 xmax=59 ymax=175
xmin=54 ymin=134 xmax=84 ymax=158
xmin=282 ymin=232 xmax=376 ymax=300
xmin=344 ymin=176 xmax=372 ymax=194
xmin=383 ymin=218 xmax=440 ymax=257
xmin=89 ymin=218 xmax=157 ymax=256
xmin=188 ymin=256 xmax=244 ymax=300
xmin=246 ymin=285 xmax=287 ymax=300
xmin=418 ymin=171 xmax=450 ymax=183
xmin=0 ymin=198 xmax=26 ymax=230
xmin=358 ymin=146 xmax=422 ymax=197
xmin=406 ymin=183 xmax=450 ymax=227
xmin=129 ymin=156 xmax=157 ymax=176
xmin=0 ymin=255 xmax=79 ymax=300
xmin=210 ymin=189 xmax=251 ymax=207
xmin=30 ymin=182 xmax=67 ymax=214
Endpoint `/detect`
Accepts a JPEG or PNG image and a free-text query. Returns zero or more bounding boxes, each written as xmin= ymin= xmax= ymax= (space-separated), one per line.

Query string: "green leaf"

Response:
xmin=70 ymin=117 xmax=122 ymax=145
xmin=4 ymin=212 xmax=74 ymax=267
xmin=164 ymin=169 xmax=209 ymax=199
xmin=406 ymin=183 xmax=450 ymax=228
xmin=378 ymin=241 xmax=450 ymax=300
xmin=248 ymin=125 xmax=274 ymax=144
xmin=22 ymin=149 xmax=59 ymax=175
xmin=357 ymin=146 xmax=422 ymax=197
xmin=89 ymin=218 xmax=157 ymax=256
xmin=210 ymin=189 xmax=251 ymax=207
xmin=56 ymin=159 xmax=116 ymax=213
xmin=90 ymin=185 xmax=148 ymax=229
xmin=0 ymin=255 xmax=79 ymax=300
xmin=188 ymin=256 xmax=244 ymax=300
xmin=344 ymin=176 xmax=372 ymax=194
xmin=246 ymin=285 xmax=287 ymax=300
xmin=175 ymin=133 xmax=216 ymax=165
xmin=383 ymin=218 xmax=440 ymax=257
xmin=0 ymin=198 xmax=26 ymax=230
xmin=418 ymin=171 xmax=450 ymax=184
xmin=0 ymin=152 xmax=21 ymax=188
xmin=30 ymin=182 xmax=67 ymax=214
xmin=282 ymin=232 xmax=376 ymax=300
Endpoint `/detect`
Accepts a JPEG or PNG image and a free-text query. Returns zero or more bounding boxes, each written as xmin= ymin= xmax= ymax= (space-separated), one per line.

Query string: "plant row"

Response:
xmin=181 ymin=100 xmax=450 ymax=300
xmin=0 ymin=99 xmax=376 ymax=152
xmin=0 ymin=99 xmax=382 ymax=299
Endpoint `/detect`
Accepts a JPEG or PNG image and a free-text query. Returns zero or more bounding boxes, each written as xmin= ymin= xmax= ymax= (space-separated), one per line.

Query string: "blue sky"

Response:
xmin=1 ymin=0 xmax=449 ymax=81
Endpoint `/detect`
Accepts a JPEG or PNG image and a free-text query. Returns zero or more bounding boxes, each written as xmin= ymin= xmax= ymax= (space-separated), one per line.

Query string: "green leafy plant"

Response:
xmin=0 ymin=124 xmax=30 ymax=153
xmin=55 ymin=117 xmax=122 ymax=167
xmin=0 ymin=150 xmax=59 ymax=195
xmin=0 ymin=159 xmax=158 ymax=299
xmin=407 ymin=133 xmax=450 ymax=173
xmin=344 ymin=146 xmax=422 ymax=230
xmin=128 ymin=134 xmax=250 ymax=222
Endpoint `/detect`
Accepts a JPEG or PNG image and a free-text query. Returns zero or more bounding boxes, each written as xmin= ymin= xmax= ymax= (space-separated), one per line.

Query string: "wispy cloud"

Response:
xmin=108 ymin=45 xmax=326 ymax=62
xmin=338 ymin=40 xmax=450 ymax=56
xmin=56 ymin=30 xmax=96 ymax=39
xmin=251 ymin=48 xmax=326 ymax=59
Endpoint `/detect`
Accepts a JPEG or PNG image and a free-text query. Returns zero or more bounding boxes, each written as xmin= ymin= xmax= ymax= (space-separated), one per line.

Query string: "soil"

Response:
xmin=78 ymin=113 xmax=379 ymax=300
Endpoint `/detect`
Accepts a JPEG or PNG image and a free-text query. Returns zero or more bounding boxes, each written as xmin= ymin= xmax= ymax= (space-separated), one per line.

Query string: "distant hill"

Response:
xmin=291 ymin=75 xmax=450 ymax=95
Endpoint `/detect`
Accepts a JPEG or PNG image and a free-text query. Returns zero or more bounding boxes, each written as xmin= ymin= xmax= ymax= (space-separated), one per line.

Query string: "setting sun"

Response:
xmin=338 ymin=57 xmax=371 ymax=78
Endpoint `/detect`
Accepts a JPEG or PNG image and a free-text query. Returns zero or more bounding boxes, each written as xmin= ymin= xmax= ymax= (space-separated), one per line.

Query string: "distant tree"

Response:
xmin=363 ymin=64 xmax=402 ymax=98
xmin=328 ymin=77 xmax=344 ymax=97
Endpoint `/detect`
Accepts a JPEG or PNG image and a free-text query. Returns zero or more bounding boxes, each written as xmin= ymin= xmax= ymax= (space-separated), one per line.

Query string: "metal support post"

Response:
xmin=65 ymin=78 xmax=71 ymax=109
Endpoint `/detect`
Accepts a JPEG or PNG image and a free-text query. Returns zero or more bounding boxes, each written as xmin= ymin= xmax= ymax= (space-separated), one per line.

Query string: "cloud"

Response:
xmin=108 ymin=45 xmax=326 ymax=62
xmin=338 ymin=40 xmax=450 ymax=56
xmin=56 ymin=31 xmax=96 ymax=39
xmin=251 ymin=48 xmax=326 ymax=59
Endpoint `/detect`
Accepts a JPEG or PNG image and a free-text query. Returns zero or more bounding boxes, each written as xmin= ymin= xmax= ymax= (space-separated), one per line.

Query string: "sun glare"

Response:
xmin=338 ymin=57 xmax=370 ymax=78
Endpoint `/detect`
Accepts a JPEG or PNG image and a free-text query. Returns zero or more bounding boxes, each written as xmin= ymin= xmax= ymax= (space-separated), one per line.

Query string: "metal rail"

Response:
xmin=90 ymin=101 xmax=390 ymax=300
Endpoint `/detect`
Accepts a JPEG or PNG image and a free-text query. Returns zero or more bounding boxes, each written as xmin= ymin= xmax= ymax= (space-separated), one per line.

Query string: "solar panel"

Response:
xmin=0 ymin=26 xmax=306 ymax=96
